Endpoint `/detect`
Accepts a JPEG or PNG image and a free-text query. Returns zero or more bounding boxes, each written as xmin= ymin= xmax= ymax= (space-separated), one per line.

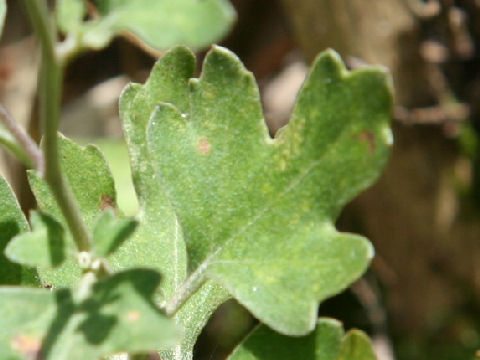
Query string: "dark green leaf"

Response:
xmin=227 ymin=318 xmax=377 ymax=360
xmin=143 ymin=46 xmax=392 ymax=335
xmin=0 ymin=175 xmax=38 ymax=285
xmin=6 ymin=211 xmax=68 ymax=268
xmin=92 ymin=209 xmax=137 ymax=257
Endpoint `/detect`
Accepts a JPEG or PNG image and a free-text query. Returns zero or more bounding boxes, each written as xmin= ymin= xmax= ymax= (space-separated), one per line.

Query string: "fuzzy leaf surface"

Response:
xmin=28 ymin=135 xmax=117 ymax=286
xmin=92 ymin=209 xmax=137 ymax=257
xmin=6 ymin=211 xmax=68 ymax=268
xmin=56 ymin=0 xmax=235 ymax=51
xmin=0 ymin=175 xmax=38 ymax=285
xmin=0 ymin=269 xmax=176 ymax=360
xmin=145 ymin=46 xmax=392 ymax=335
xmin=227 ymin=318 xmax=377 ymax=360
xmin=120 ymin=48 xmax=229 ymax=358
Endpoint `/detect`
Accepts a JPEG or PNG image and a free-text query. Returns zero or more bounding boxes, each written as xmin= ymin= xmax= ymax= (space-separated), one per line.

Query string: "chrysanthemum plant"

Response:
xmin=0 ymin=1 xmax=393 ymax=359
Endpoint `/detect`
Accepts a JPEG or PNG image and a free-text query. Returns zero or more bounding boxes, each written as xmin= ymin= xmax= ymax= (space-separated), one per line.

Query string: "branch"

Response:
xmin=0 ymin=104 xmax=44 ymax=173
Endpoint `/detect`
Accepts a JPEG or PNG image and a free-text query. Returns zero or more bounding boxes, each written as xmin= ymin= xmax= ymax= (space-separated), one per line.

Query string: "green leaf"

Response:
xmin=120 ymin=48 xmax=229 ymax=357
xmin=92 ymin=209 xmax=137 ymax=257
xmin=0 ymin=175 xmax=38 ymax=285
xmin=6 ymin=211 xmax=68 ymax=268
xmin=142 ymin=46 xmax=392 ymax=335
xmin=338 ymin=331 xmax=377 ymax=360
xmin=57 ymin=0 xmax=235 ymax=51
xmin=56 ymin=0 xmax=85 ymax=36
xmin=0 ymin=269 xmax=177 ymax=360
xmin=227 ymin=318 xmax=377 ymax=360
xmin=28 ymin=135 xmax=117 ymax=286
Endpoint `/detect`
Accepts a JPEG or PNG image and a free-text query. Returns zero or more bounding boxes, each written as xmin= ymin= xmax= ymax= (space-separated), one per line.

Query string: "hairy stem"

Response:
xmin=164 ymin=262 xmax=209 ymax=317
xmin=21 ymin=0 xmax=92 ymax=252
xmin=0 ymin=103 xmax=44 ymax=173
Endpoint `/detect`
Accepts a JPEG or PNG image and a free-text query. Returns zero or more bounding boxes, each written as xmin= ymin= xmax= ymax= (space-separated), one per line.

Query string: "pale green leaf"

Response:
xmin=227 ymin=318 xmax=377 ymax=360
xmin=58 ymin=0 xmax=235 ymax=51
xmin=56 ymin=0 xmax=85 ymax=35
xmin=0 ymin=175 xmax=38 ymax=285
xmin=6 ymin=211 xmax=69 ymax=268
xmin=28 ymin=135 xmax=117 ymax=286
xmin=0 ymin=269 xmax=176 ymax=360
xmin=141 ymin=46 xmax=392 ymax=335
xmin=92 ymin=209 xmax=137 ymax=257
xmin=120 ymin=49 xmax=229 ymax=358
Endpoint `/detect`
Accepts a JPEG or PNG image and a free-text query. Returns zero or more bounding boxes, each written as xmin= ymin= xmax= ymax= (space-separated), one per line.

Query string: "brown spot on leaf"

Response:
xmin=127 ymin=310 xmax=141 ymax=322
xmin=11 ymin=334 xmax=43 ymax=360
xmin=355 ymin=131 xmax=376 ymax=154
xmin=198 ymin=137 xmax=211 ymax=155
xmin=100 ymin=195 xmax=116 ymax=213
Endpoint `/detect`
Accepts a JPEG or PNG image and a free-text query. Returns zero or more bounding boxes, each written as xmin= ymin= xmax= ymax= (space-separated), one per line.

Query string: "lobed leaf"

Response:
xmin=0 ymin=269 xmax=176 ymax=360
xmin=227 ymin=318 xmax=377 ymax=360
xmin=139 ymin=45 xmax=392 ymax=335
xmin=120 ymin=48 xmax=229 ymax=357
xmin=56 ymin=0 xmax=235 ymax=51
xmin=0 ymin=175 xmax=38 ymax=285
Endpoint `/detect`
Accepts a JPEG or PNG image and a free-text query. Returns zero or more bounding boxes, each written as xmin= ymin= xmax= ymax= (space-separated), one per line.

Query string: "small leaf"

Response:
xmin=92 ymin=209 xmax=137 ymax=257
xmin=143 ymin=46 xmax=392 ymax=335
xmin=57 ymin=0 xmax=235 ymax=51
xmin=337 ymin=331 xmax=377 ymax=360
xmin=0 ymin=269 xmax=177 ymax=360
xmin=28 ymin=135 xmax=117 ymax=286
xmin=227 ymin=318 xmax=377 ymax=360
xmin=6 ymin=211 xmax=68 ymax=268
xmin=0 ymin=175 xmax=38 ymax=285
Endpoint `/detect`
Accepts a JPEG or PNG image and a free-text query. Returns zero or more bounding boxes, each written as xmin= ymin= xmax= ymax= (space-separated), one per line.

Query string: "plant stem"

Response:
xmin=0 ymin=103 xmax=44 ymax=173
xmin=21 ymin=0 xmax=92 ymax=252
xmin=164 ymin=262 xmax=209 ymax=316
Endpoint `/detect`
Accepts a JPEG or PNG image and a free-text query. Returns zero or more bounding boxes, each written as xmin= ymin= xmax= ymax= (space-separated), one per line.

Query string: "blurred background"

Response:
xmin=1 ymin=0 xmax=480 ymax=359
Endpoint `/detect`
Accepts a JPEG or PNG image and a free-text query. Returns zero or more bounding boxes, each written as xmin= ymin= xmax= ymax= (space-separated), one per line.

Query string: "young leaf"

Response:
xmin=92 ymin=209 xmax=137 ymax=257
xmin=6 ymin=211 xmax=68 ymax=268
xmin=120 ymin=49 xmax=229 ymax=357
xmin=227 ymin=318 xmax=377 ymax=360
xmin=28 ymin=135 xmax=117 ymax=286
xmin=144 ymin=46 xmax=392 ymax=335
xmin=0 ymin=175 xmax=38 ymax=285
xmin=0 ymin=269 xmax=176 ymax=360
xmin=56 ymin=0 xmax=236 ymax=51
